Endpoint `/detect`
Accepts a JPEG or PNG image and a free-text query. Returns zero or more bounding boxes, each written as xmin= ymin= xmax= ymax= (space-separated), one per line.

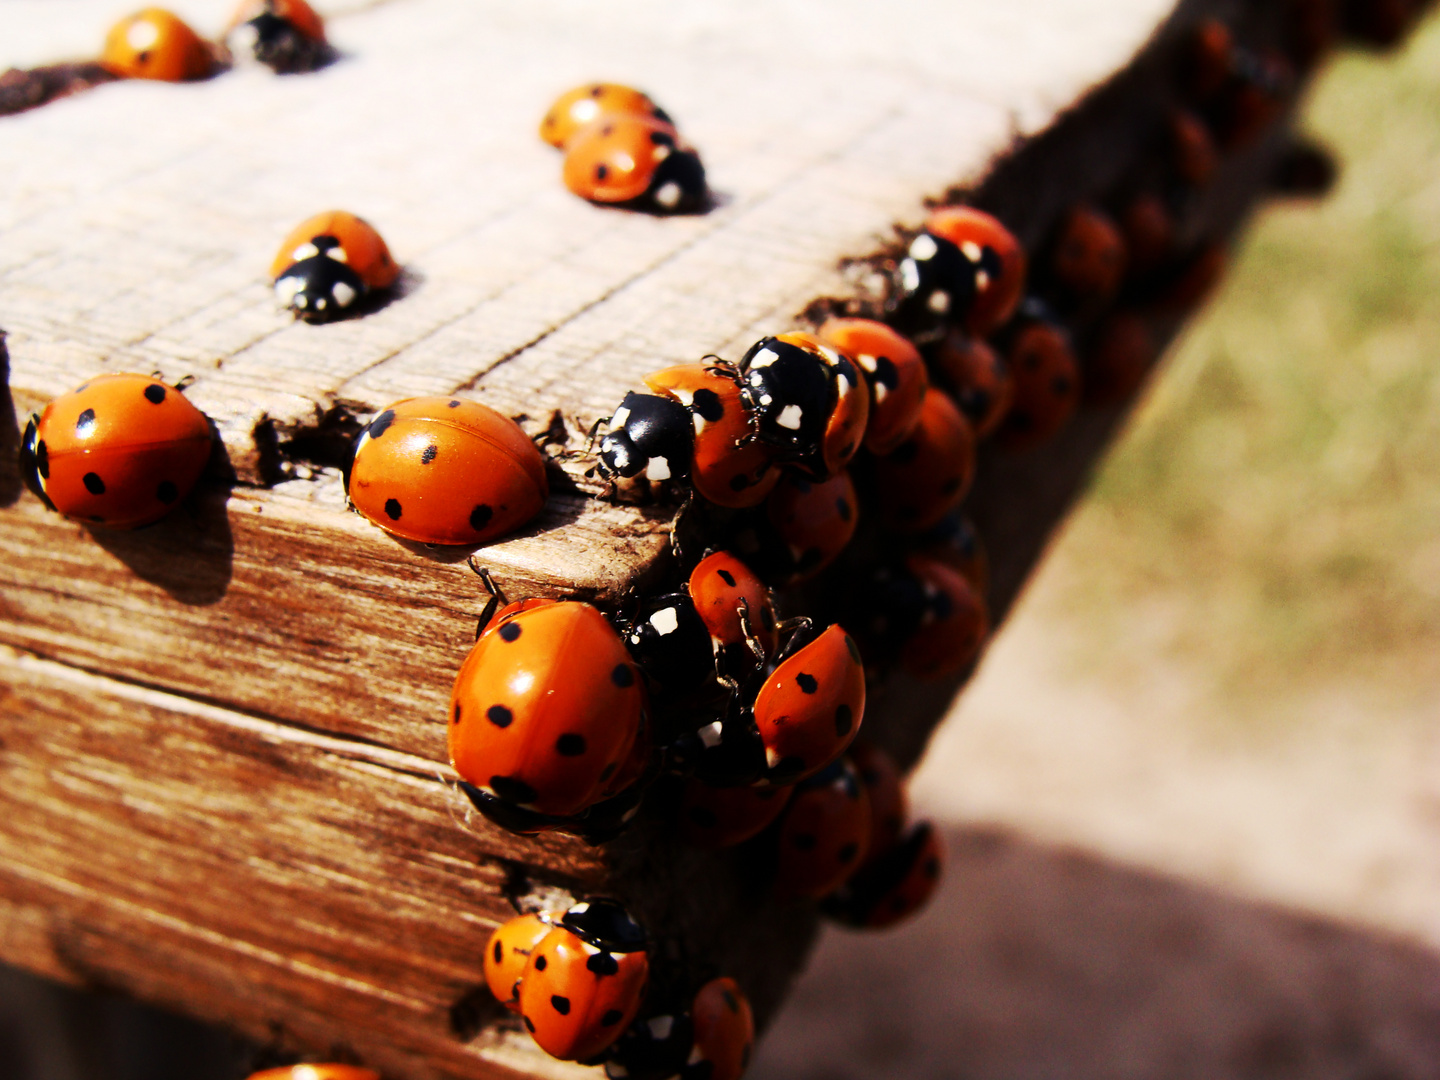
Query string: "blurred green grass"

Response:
xmin=1049 ymin=13 xmax=1440 ymax=706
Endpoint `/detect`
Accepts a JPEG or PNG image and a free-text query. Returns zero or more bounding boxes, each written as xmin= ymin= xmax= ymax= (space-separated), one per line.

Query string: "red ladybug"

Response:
xmin=823 ymin=821 xmax=943 ymax=929
xmin=847 ymin=741 xmax=907 ymax=858
xmin=644 ymin=364 xmax=780 ymax=507
xmin=765 ymin=470 xmax=859 ymax=584
xmin=874 ymin=390 xmax=977 ymax=533
xmin=346 ymin=396 xmax=548 ymax=546
xmin=689 ymin=977 xmax=755 ymax=1080
xmin=449 ymin=602 xmax=646 ymax=817
xmin=753 ymin=624 xmax=865 ymax=784
xmin=563 ymin=115 xmax=706 ymax=213
xmin=246 ymin=1067 xmax=379 ymax=1080
xmin=930 ymin=330 xmax=1013 ymax=438
xmin=1050 ymin=204 xmax=1127 ymax=302
xmin=1120 ymin=193 xmax=1176 ymax=279
xmin=540 ymin=84 xmax=671 ymax=149
xmin=271 ymin=211 xmax=399 ymax=322
xmin=774 ymin=758 xmax=871 ymax=899
xmin=816 ymin=318 xmax=928 ymax=454
xmin=995 ymin=316 xmax=1080 ymax=452
xmin=897 ymin=555 xmax=989 ymax=680
xmin=1084 ymin=311 xmax=1157 ymax=406
xmin=679 ymin=778 xmax=792 ymax=848
xmin=894 ymin=207 xmax=1026 ymax=338
xmin=20 ymin=373 xmax=213 ymax=529
xmin=1183 ymin=18 xmax=1236 ymax=101
xmin=915 ymin=513 xmax=990 ymax=597
xmin=485 ymin=911 xmax=555 ymax=1012
xmin=688 ymin=550 xmax=779 ymax=664
xmin=1169 ymin=108 xmax=1220 ymax=188
xmin=226 ymin=0 xmax=328 ymax=73
xmin=520 ymin=900 xmax=650 ymax=1061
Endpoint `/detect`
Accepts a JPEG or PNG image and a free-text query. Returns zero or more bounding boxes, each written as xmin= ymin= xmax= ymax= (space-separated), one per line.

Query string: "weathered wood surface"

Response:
xmin=0 ymin=0 xmax=1310 ymax=1076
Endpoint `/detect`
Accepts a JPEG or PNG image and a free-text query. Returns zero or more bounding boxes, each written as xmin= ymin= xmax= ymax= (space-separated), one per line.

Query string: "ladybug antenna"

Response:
xmin=172 ymin=374 xmax=197 ymax=392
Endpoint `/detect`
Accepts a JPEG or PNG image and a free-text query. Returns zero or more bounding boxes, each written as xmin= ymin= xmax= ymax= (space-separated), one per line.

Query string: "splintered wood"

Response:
xmin=0 ymin=1 xmax=1304 ymax=1077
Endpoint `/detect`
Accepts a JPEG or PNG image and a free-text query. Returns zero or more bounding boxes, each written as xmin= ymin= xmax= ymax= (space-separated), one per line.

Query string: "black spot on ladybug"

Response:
xmin=144 ymin=384 xmax=166 ymax=404
xmin=83 ymin=472 xmax=105 ymax=495
xmin=368 ymin=409 xmax=396 ymax=439
xmin=499 ymin=621 xmax=521 ymax=642
xmin=890 ymin=440 xmax=919 ymax=466
xmin=722 ymin=989 xmax=738 ymax=1012
xmin=611 ymin=664 xmax=635 ymax=688
xmin=156 ymin=480 xmax=178 ymax=504
xmin=601 ymin=124 xmax=613 ymax=136
xmin=837 ymin=497 xmax=852 ymax=522
xmin=487 ymin=705 xmax=513 ymax=728
xmin=596 ymin=164 xmax=609 ymax=181
xmin=136 ymin=50 xmax=152 ymax=65
xmin=490 ymin=775 xmax=537 ymax=804
xmin=90 ymin=515 xmax=104 ymax=523
xmin=838 ymin=842 xmax=859 ymax=863
xmin=795 ymin=672 xmax=818 ymax=694
xmin=688 ymin=805 xmax=718 ymax=828
xmin=551 ymin=995 xmax=571 ymax=1015
xmin=384 ymin=498 xmax=402 ymax=520
xmin=556 ymin=734 xmax=587 ymax=756
xmin=873 ymin=355 xmax=899 ymax=388
xmin=792 ymin=832 xmax=817 ymax=851
xmin=649 ymin=129 xmax=674 ymax=147
xmin=586 ymin=951 xmax=619 ymax=976
xmin=421 ymin=444 xmax=438 ymax=464
xmin=470 ymin=504 xmax=493 ymax=531
xmin=453 ymin=703 xmax=462 ymax=725
xmin=691 ymin=387 xmax=724 ymax=422
xmin=729 ymin=474 xmax=752 ymax=492
xmin=924 ymin=857 xmax=940 ymax=878
xmin=448 ymin=399 xmax=461 ymax=408
xmin=835 ymin=704 xmax=853 ymax=737
xmin=535 ymin=955 xmax=547 ymax=971
xmin=75 ymin=409 xmax=96 ymax=436
xmin=493 ymin=941 xmax=503 ymax=963
xmin=35 ymin=441 xmax=49 ymax=479
xmin=601 ymin=1009 xmax=624 ymax=1026
xmin=1052 ymin=375 xmax=1074 ymax=397
xmin=524 ymin=1016 xmax=535 ymax=1033
xmin=590 ymin=85 xmax=603 ymax=96
xmin=843 ymin=634 xmax=861 ymax=664
xmin=717 ymin=569 xmax=736 ymax=587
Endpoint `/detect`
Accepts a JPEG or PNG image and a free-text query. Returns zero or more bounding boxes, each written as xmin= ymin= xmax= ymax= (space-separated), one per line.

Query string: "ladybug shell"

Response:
xmin=688 ymin=550 xmax=779 ymax=660
xmin=996 ymin=321 xmax=1080 ymax=452
xmin=644 ymin=364 xmax=779 ymax=508
xmin=847 ymin=741 xmax=907 ymax=859
xmin=823 ymin=820 xmax=943 ymax=930
xmin=1050 ymin=204 xmax=1127 ymax=301
xmin=271 ymin=211 xmax=398 ymax=321
xmin=930 ymin=330 xmax=1013 ymax=438
xmin=229 ymin=0 xmax=326 ymax=43
xmin=739 ymin=332 xmax=868 ymax=479
xmin=774 ymin=758 xmax=871 ymax=899
xmin=22 ymin=373 xmax=212 ymax=529
xmin=817 ymin=318 xmax=928 ymax=455
xmin=900 ymin=555 xmax=989 ymax=680
xmin=874 ymin=390 xmax=977 ymax=534
xmin=1169 ymin=108 xmax=1219 ymax=188
xmin=563 ymin=116 xmax=705 ymax=213
xmin=689 ymin=977 xmax=755 ymax=1080
xmin=347 ymin=397 xmax=547 ymax=546
xmin=540 ymin=83 xmax=670 ymax=149
xmin=679 ymin=777 xmax=792 ymax=849
xmin=245 ymin=1068 xmax=379 ymax=1080
xmin=1120 ymin=193 xmax=1176 ymax=277
xmin=101 ymin=9 xmax=212 ymax=81
xmin=449 ymin=602 xmax=645 ymax=817
xmin=925 ymin=207 xmax=1027 ymax=336
xmin=916 ymin=513 xmax=990 ymax=597
xmin=484 ymin=912 xmax=554 ymax=1012
xmin=753 ymin=624 xmax=865 ymax=784
xmin=1084 ymin=311 xmax=1157 ymax=406
xmin=765 ymin=471 xmax=859 ymax=584
xmin=519 ymin=925 xmax=650 ymax=1061
xmin=1184 ymin=18 xmax=1236 ymax=100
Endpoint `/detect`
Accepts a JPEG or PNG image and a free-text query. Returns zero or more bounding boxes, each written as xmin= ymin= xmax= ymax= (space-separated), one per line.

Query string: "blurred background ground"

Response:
xmin=6 ymin=8 xmax=1440 ymax=1080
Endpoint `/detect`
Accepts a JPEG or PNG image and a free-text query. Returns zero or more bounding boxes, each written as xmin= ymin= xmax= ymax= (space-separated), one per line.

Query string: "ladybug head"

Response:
xmin=18 ymin=415 xmax=56 ymax=512
xmin=274 ymin=236 xmax=368 ymax=323
xmin=561 ymin=898 xmax=649 ymax=954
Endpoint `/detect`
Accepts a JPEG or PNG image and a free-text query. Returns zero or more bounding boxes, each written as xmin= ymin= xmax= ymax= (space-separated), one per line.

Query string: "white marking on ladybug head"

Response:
xmin=325 ymin=246 xmax=349 ymax=263
xmin=874 ymin=381 xmax=889 ymax=403
xmin=909 ymin=233 xmax=938 ymax=261
xmin=274 ymin=276 xmax=301 ymax=307
xmin=291 ymin=242 xmax=319 ymax=262
xmin=927 ymin=289 xmax=951 ymax=313
xmin=749 ymin=347 xmax=780 ymax=369
xmin=856 ymin=353 xmax=878 ymax=373
xmin=961 ymin=240 xmax=983 ymax=262
xmin=653 ymin=181 xmax=682 ymax=209
xmin=569 ymin=901 xmax=591 ymax=915
xmin=698 ymin=720 xmax=724 ymax=748
xmin=900 ymin=258 xmax=920 ymax=293
xmin=293 ymin=1066 xmax=324 ymax=1080
xmin=777 ymin=404 xmax=803 ymax=430
xmin=648 ymin=1015 xmax=675 ymax=1040
xmin=127 ymin=17 xmax=161 ymax=50
xmin=314 ymin=296 xmax=328 ymax=311
xmin=645 ymin=455 xmax=672 ymax=481
xmin=611 ymin=405 xmax=631 ymax=428
xmin=836 ymin=375 xmax=852 ymax=399
xmin=332 ymin=280 xmax=357 ymax=307
xmin=649 ymin=607 xmax=680 ymax=636
xmin=670 ymin=388 xmax=694 ymax=406
xmin=570 ymin=98 xmax=600 ymax=124
xmin=692 ymin=414 xmax=708 ymax=435
xmin=652 ymin=143 xmax=672 ymax=162
xmin=758 ymin=394 xmax=772 ymax=407
xmin=229 ymin=21 xmax=260 ymax=55
xmin=294 ymin=293 xmax=309 ymax=309
xmin=765 ymin=745 xmax=782 ymax=768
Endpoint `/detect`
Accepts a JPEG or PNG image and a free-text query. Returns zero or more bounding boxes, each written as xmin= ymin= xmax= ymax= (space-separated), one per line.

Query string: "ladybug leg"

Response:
xmin=735 ymin=599 xmax=768 ymax=671
xmin=172 ymin=374 xmax=197 ymax=391
xmin=773 ymin=616 xmax=817 ymax=662
xmin=467 ymin=559 xmax=506 ymax=638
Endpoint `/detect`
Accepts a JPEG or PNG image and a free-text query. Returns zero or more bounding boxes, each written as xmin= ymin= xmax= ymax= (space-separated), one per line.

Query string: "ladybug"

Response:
xmin=896 ymin=555 xmax=989 ymax=680
xmin=449 ymin=601 xmax=646 ymax=818
xmin=604 ymin=1007 xmax=696 ymax=1080
xmin=1084 ymin=311 xmax=1157 ymax=406
xmin=270 ymin=211 xmax=399 ymax=323
xmin=929 ymin=330 xmax=1013 ymax=438
xmin=762 ymin=470 xmax=859 ymax=585
xmin=1049 ymin=204 xmax=1127 ymax=302
xmin=773 ymin=758 xmax=871 ymax=900
xmin=597 ymin=391 xmax=695 ymax=488
xmin=644 ymin=364 xmax=779 ymax=508
xmin=679 ymin=694 xmax=770 ymax=789
xmin=817 ymin=318 xmax=928 ymax=454
xmin=20 ymin=373 xmax=213 ymax=529
xmin=485 ymin=911 xmax=556 ymax=1012
xmin=679 ymin=777 xmax=792 ymax=849
xmin=752 ymin=624 xmax=865 ymax=784
xmin=1213 ymin=49 xmax=1293 ymax=150
xmin=541 ymin=84 xmax=672 ymax=149
xmin=823 ymin=821 xmax=943 ymax=930
xmin=873 ymin=390 xmax=977 ymax=533
xmin=847 ymin=741 xmax=907 ymax=858
xmin=564 ymin=115 xmax=707 ymax=214
xmin=892 ymin=207 xmax=1026 ymax=338
xmin=226 ymin=0 xmax=328 ymax=74
xmin=688 ymin=977 xmax=755 ymax=1080
xmin=1168 ymin=108 xmax=1219 ymax=188
xmin=915 ymin=512 xmax=990 ymax=597
xmin=1119 ymin=193 xmax=1176 ymax=279
xmin=246 ymin=1068 xmax=379 ymax=1080
xmin=100 ymin=9 xmax=212 ymax=81
xmin=519 ymin=900 xmax=650 ymax=1062
xmin=688 ymin=550 xmax=779 ymax=673
xmin=1182 ymin=18 xmax=1236 ymax=101
xmin=346 ymin=396 xmax=548 ymax=546
xmin=995 ymin=311 xmax=1080 ymax=452
xmin=619 ymin=590 xmax=716 ymax=694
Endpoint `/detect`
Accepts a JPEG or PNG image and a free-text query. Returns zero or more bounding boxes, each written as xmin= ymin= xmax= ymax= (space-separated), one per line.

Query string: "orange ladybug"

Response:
xmin=688 ymin=550 xmax=779 ymax=664
xmin=874 ymin=390 xmax=977 ymax=533
xmin=519 ymin=900 xmax=650 ymax=1061
xmin=271 ymin=211 xmax=399 ymax=322
xmin=996 ymin=317 xmax=1081 ymax=452
xmin=897 ymin=555 xmax=989 ymax=680
xmin=930 ymin=330 xmax=1013 ymax=438
xmin=1183 ymin=18 xmax=1236 ymax=101
xmin=1169 ymin=109 xmax=1220 ymax=188
xmin=1120 ymin=192 xmax=1176 ymax=279
xmin=816 ymin=318 xmax=928 ymax=454
xmin=449 ymin=601 xmax=645 ymax=818
xmin=246 ymin=1067 xmax=379 ymax=1080
xmin=346 ymin=396 xmax=547 ymax=546
xmin=540 ymin=83 xmax=671 ymax=149
xmin=689 ymin=977 xmax=756 ymax=1080
xmin=752 ymin=624 xmax=866 ymax=784
xmin=1050 ymin=204 xmax=1127 ymax=302
xmin=847 ymin=741 xmax=907 ymax=858
xmin=100 ymin=9 xmax=212 ymax=82
xmin=1084 ymin=311 xmax=1157 ymax=406
xmin=485 ymin=911 xmax=555 ymax=1012
xmin=774 ymin=758 xmax=871 ymax=900
xmin=823 ymin=820 xmax=943 ymax=929
xmin=226 ymin=0 xmax=328 ymax=73
xmin=765 ymin=470 xmax=859 ymax=584
xmin=20 ymin=373 xmax=213 ymax=529
xmin=563 ymin=115 xmax=707 ymax=213
xmin=679 ymin=779 xmax=792 ymax=848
